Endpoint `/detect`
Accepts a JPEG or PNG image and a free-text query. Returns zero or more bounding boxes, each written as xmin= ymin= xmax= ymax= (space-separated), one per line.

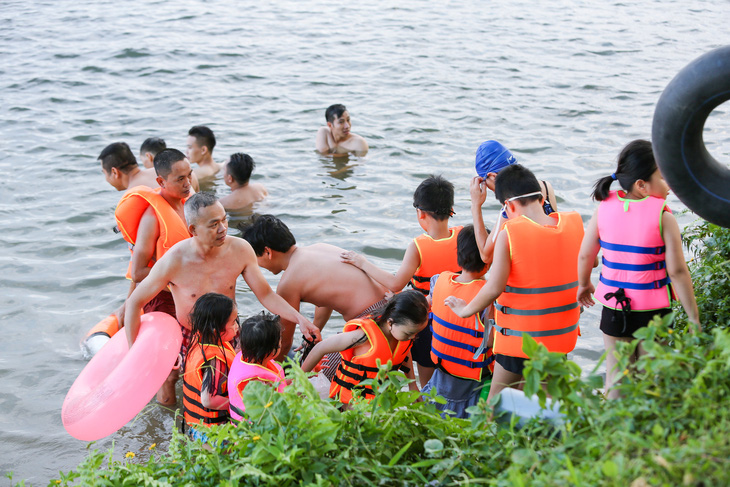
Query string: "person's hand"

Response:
xmin=299 ymin=318 xmax=322 ymax=343
xmin=340 ymin=250 xmax=366 ymax=269
xmin=470 ymin=176 xmax=488 ymax=208
xmin=444 ymin=296 xmax=468 ymax=317
xmin=576 ymin=283 xmax=595 ymax=308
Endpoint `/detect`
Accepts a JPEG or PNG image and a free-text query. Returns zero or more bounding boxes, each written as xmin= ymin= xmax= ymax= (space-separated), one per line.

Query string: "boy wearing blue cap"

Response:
xmin=471 ymin=140 xmax=558 ymax=265
xmin=341 ymin=175 xmax=462 ymax=386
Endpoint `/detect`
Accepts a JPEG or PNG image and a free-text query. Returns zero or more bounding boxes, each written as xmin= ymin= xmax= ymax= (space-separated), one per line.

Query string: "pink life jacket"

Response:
xmin=227 ymin=352 xmax=286 ymax=421
xmin=595 ymin=191 xmax=673 ymax=311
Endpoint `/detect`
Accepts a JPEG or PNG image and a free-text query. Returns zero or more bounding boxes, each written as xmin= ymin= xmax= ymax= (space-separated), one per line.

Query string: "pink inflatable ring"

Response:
xmin=62 ymin=312 xmax=182 ymax=441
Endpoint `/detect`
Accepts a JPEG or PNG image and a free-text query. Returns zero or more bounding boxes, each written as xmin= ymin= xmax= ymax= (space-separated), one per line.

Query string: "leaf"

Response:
xmin=388 ymin=441 xmax=413 ymax=467
xmin=602 ymin=460 xmax=618 ymax=477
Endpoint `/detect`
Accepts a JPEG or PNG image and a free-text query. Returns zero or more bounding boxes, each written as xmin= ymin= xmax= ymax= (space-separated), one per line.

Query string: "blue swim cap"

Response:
xmin=475 ymin=140 xmax=517 ymax=178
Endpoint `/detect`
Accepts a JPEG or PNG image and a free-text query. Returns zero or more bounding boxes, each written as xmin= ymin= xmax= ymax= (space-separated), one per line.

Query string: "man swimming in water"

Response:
xmin=187 ymin=125 xmax=224 ymax=179
xmin=242 ymin=214 xmax=388 ymax=361
xmin=315 ymin=104 xmax=369 ymax=157
xmin=100 ymin=141 xmax=159 ymax=190
xmin=124 ymin=193 xmax=319 ymax=404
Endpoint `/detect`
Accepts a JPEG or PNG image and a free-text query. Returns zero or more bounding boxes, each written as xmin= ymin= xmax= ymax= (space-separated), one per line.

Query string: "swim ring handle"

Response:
xmin=652 ymin=45 xmax=730 ymax=228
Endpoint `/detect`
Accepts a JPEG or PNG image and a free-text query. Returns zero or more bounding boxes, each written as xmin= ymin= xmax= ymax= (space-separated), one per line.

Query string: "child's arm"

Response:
xmin=662 ymin=212 xmax=701 ymax=331
xmin=470 ymin=177 xmax=506 ymax=265
xmin=577 ymin=209 xmax=600 ymax=308
xmin=200 ymin=359 xmax=230 ymax=411
xmin=301 ymin=330 xmax=368 ymax=372
xmin=401 ymin=354 xmax=419 ymax=392
xmin=340 ymin=242 xmax=421 ymax=292
xmin=445 ymin=232 xmax=511 ymax=318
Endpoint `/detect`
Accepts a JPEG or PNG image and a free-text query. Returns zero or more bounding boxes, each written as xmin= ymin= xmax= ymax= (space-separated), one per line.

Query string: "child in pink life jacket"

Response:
xmin=576 ymin=139 xmax=700 ymax=399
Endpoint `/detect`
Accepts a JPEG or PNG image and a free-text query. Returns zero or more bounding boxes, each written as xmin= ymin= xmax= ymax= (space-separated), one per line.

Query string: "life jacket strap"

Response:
xmin=493 ymin=322 xmax=578 ymax=338
xmin=504 ymin=281 xmax=578 ymax=295
xmin=599 ymin=274 xmax=671 ymax=290
xmin=333 ymin=375 xmax=375 ymax=397
xmin=495 ymin=301 xmax=579 ymax=316
xmin=341 ymin=359 xmax=380 ymax=374
xmin=601 ymin=256 xmax=666 ymax=272
xmin=599 ymin=239 xmax=665 ymax=255
xmin=411 ymin=274 xmax=432 ymax=283
xmin=432 ymin=328 xmax=480 ymax=353
xmin=431 ymin=348 xmax=494 ymax=369
xmin=430 ymin=313 xmax=483 ymax=338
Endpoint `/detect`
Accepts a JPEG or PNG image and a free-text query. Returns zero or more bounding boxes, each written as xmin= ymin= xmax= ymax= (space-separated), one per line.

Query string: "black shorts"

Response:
xmin=600 ymin=306 xmax=672 ymax=338
xmin=495 ymin=354 xmax=527 ymax=375
xmin=411 ymin=325 xmax=436 ymax=367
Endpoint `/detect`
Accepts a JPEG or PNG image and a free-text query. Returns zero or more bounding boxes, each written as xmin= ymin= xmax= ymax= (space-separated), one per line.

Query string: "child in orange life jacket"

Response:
xmin=445 ymin=164 xmax=584 ymax=404
xmin=576 ymin=140 xmax=700 ymax=399
xmin=341 ymin=175 xmax=461 ymax=388
xmin=301 ymin=290 xmax=429 ymax=406
xmin=182 ymin=293 xmax=239 ymax=441
xmin=422 ymin=224 xmax=494 ymax=418
xmin=227 ymin=312 xmax=286 ymax=421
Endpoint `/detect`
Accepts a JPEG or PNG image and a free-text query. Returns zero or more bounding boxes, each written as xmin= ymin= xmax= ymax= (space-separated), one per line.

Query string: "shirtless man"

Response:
xmin=187 ymin=125 xmax=223 ymax=179
xmin=99 ymin=141 xmax=159 ymax=190
xmin=315 ymin=104 xmax=369 ymax=157
xmin=218 ymin=153 xmax=268 ymax=211
xmin=140 ymin=137 xmax=200 ymax=192
xmin=124 ymin=193 xmax=319 ymax=403
xmin=242 ymin=214 xmax=388 ymax=361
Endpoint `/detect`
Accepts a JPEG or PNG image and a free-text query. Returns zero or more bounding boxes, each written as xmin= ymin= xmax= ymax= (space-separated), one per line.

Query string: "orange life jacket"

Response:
xmin=182 ymin=341 xmax=236 ymax=426
xmin=330 ymin=319 xmax=413 ymax=404
xmin=429 ymin=272 xmax=494 ymax=381
xmin=493 ymin=212 xmax=583 ymax=359
xmin=114 ymin=186 xmax=190 ymax=279
xmin=410 ymin=226 xmax=462 ymax=295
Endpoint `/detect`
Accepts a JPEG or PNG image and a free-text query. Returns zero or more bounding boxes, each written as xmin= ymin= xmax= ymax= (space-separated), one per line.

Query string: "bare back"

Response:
xmin=280 ymin=243 xmax=386 ymax=320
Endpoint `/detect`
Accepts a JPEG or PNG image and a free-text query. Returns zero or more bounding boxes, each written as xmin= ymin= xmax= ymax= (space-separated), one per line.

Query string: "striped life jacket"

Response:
xmin=429 ymin=272 xmax=494 ymax=381
xmin=330 ymin=319 xmax=413 ymax=404
xmin=410 ymin=226 xmax=462 ymax=295
xmin=182 ymin=341 xmax=236 ymax=426
xmin=595 ymin=191 xmax=673 ymax=311
xmin=114 ymin=186 xmax=190 ymax=280
xmin=227 ymin=354 xmax=286 ymax=421
xmin=493 ymin=212 xmax=583 ymax=359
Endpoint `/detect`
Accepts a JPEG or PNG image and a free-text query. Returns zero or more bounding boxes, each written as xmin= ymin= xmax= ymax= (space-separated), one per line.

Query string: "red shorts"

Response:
xmin=143 ymin=289 xmax=177 ymax=318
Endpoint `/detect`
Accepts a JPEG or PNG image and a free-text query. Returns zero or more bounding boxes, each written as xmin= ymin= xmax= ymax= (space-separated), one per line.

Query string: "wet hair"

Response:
xmin=457 ymin=224 xmax=487 ymax=273
xmin=184 ymin=192 xmax=219 ymax=226
xmin=494 ymin=164 xmax=543 ymax=205
xmin=139 ymin=137 xmax=166 ymax=157
xmin=412 ymin=175 xmax=455 ymax=221
xmin=241 ymin=214 xmax=296 ymax=256
xmin=370 ymin=290 xmax=429 ymax=330
xmin=188 ymin=125 xmax=216 ymax=152
xmin=153 ymin=148 xmax=186 ymax=179
xmin=189 ymin=293 xmax=235 ymax=388
xmin=325 ymin=104 xmax=347 ymax=123
xmin=227 ymin=153 xmax=255 ymax=185
xmin=592 ymin=139 xmax=657 ymax=201
xmin=239 ymin=312 xmax=282 ymax=364
xmin=98 ymin=142 xmax=138 ymax=174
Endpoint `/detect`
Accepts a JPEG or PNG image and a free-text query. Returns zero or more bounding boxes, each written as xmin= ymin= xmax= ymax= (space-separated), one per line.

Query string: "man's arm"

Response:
xmin=124 ymin=253 xmax=175 ymax=346
xmin=129 ymin=207 xmax=159 ymax=283
xmin=314 ymin=306 xmax=333 ymax=330
xmin=316 ymin=127 xmax=334 ymax=154
xmin=340 ymin=241 xmax=420 ymax=292
xmin=445 ymin=232 xmax=511 ymax=318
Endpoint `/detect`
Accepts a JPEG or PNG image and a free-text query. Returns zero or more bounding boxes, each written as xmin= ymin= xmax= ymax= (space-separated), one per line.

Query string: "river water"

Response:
xmin=1 ymin=0 xmax=727 ymax=483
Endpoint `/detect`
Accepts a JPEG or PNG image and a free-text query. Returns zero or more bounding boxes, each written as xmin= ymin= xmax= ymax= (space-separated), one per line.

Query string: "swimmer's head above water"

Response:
xmin=187 ymin=125 xmax=216 ymax=164
xmin=98 ymin=141 xmax=139 ymax=190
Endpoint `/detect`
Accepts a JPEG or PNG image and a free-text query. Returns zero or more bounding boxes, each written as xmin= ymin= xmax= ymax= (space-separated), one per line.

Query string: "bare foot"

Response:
xmin=156 ymin=369 xmax=179 ymax=406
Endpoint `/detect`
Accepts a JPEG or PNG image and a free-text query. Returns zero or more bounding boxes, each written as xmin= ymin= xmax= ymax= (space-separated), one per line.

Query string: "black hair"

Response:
xmin=184 ymin=192 xmax=219 ymax=226
xmin=592 ymin=139 xmax=657 ymax=201
xmin=188 ymin=125 xmax=216 ymax=152
xmin=241 ymin=214 xmax=296 ymax=256
xmin=189 ymin=293 xmax=235 ymax=389
xmin=227 ymin=153 xmax=255 ymax=185
xmin=457 ymin=224 xmax=487 ymax=273
xmin=370 ymin=290 xmax=429 ymax=329
xmin=98 ymin=142 xmax=138 ymax=173
xmin=153 ymin=148 xmax=186 ymax=179
xmin=412 ymin=175 xmax=455 ymax=221
xmin=494 ymin=164 xmax=543 ymax=205
xmin=140 ymin=137 xmax=166 ymax=157
xmin=239 ymin=312 xmax=282 ymax=364
xmin=325 ymin=104 xmax=347 ymax=123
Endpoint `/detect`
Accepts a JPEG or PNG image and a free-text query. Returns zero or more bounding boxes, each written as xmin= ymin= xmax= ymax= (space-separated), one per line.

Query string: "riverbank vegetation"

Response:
xmin=46 ymin=220 xmax=730 ymax=486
